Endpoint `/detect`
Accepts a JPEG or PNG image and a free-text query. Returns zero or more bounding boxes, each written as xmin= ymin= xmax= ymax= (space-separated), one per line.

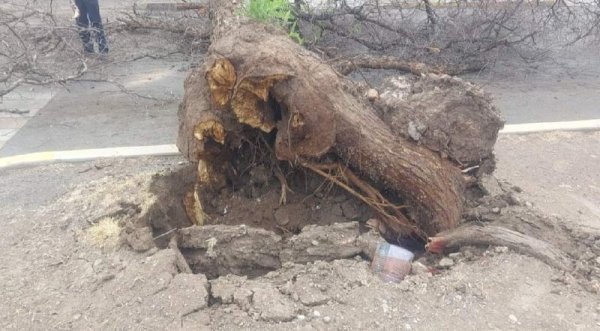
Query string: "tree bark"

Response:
xmin=176 ymin=0 xmax=489 ymax=238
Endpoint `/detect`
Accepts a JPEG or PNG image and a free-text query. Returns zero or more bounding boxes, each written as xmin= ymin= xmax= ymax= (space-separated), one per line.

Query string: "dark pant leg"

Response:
xmin=83 ymin=0 xmax=108 ymax=53
xmin=74 ymin=0 xmax=94 ymax=53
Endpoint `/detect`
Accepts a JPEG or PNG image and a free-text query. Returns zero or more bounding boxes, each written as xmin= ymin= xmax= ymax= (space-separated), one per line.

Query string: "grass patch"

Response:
xmin=241 ymin=0 xmax=303 ymax=44
xmin=86 ymin=217 xmax=121 ymax=249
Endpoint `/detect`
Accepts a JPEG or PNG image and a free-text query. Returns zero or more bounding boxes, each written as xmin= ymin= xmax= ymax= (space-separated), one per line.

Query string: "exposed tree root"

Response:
xmin=302 ymin=162 xmax=427 ymax=240
xmin=427 ymin=224 xmax=574 ymax=271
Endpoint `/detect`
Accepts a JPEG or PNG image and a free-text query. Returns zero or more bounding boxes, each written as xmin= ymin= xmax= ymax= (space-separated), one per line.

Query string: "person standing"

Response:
xmin=72 ymin=0 xmax=109 ymax=54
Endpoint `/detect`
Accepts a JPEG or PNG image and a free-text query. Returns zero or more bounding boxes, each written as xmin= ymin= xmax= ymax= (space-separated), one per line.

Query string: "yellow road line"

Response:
xmin=0 ymin=145 xmax=180 ymax=169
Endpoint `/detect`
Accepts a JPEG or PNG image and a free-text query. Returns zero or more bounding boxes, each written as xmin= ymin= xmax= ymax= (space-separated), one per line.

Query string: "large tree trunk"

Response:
xmin=177 ymin=0 xmax=500 ymax=239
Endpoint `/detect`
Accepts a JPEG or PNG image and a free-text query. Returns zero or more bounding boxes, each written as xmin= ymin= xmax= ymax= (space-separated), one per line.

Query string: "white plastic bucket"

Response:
xmin=371 ymin=242 xmax=415 ymax=283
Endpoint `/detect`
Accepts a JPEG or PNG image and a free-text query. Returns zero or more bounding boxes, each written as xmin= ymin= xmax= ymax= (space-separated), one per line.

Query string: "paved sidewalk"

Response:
xmin=495 ymin=131 xmax=600 ymax=232
xmin=0 ymin=86 xmax=55 ymax=150
xmin=0 ymin=54 xmax=188 ymax=157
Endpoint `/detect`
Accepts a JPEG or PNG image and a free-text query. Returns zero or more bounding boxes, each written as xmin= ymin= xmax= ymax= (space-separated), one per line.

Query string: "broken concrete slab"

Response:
xmin=280 ymin=222 xmax=362 ymax=264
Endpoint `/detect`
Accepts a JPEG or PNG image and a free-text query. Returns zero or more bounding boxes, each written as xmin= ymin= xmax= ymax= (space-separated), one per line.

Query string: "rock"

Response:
xmin=297 ymin=314 xmax=306 ymax=321
xmin=508 ymin=314 xmax=518 ymax=324
xmin=438 ymin=257 xmax=454 ymax=268
xmin=491 ymin=207 xmax=501 ymax=214
xmin=323 ymin=316 xmax=331 ymax=323
xmin=595 ymin=256 xmax=600 ymax=265
xmin=525 ymin=201 xmax=533 ymax=208
xmin=313 ymin=310 xmax=321 ymax=317
xmin=126 ymin=226 xmax=156 ymax=252
xmin=367 ymin=89 xmax=379 ymax=101
xmin=410 ymin=261 xmax=429 ymax=275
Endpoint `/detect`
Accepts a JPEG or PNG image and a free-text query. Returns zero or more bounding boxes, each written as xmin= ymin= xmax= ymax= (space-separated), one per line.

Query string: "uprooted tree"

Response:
xmin=169 ymin=0 xmax=600 ymax=274
xmin=177 ymin=0 xmax=504 ymax=243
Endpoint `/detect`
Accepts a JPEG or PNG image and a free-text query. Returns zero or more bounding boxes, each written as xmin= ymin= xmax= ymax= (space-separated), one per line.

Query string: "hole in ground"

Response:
xmin=140 ymin=125 xmax=424 ymax=279
xmin=141 ymin=164 xmax=425 ymax=279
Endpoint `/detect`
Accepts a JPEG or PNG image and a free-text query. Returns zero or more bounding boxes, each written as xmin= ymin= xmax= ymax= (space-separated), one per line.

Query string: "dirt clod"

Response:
xmin=124 ymin=226 xmax=156 ymax=252
xmin=438 ymin=257 xmax=455 ymax=268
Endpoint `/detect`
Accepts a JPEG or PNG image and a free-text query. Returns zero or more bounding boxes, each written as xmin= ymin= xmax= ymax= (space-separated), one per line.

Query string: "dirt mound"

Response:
xmin=375 ymin=74 xmax=504 ymax=173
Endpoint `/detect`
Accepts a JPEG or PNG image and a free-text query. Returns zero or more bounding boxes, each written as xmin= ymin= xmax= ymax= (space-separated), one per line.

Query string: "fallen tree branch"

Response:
xmin=144 ymin=2 xmax=208 ymax=12
xmin=0 ymin=108 xmax=29 ymax=115
xmin=333 ymin=54 xmax=483 ymax=76
xmin=117 ymin=12 xmax=210 ymax=39
xmin=334 ymin=55 xmax=444 ymax=76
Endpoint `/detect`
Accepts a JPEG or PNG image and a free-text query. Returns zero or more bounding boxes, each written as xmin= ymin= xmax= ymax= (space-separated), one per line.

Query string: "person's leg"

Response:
xmin=74 ymin=0 xmax=93 ymax=53
xmin=84 ymin=0 xmax=108 ymax=53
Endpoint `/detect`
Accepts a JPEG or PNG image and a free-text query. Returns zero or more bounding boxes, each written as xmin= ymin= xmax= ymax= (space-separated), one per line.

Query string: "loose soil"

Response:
xmin=1 ymin=151 xmax=599 ymax=330
xmin=1 ymin=2 xmax=600 ymax=330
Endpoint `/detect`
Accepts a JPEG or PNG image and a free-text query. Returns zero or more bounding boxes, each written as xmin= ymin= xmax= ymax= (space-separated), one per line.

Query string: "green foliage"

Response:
xmin=241 ymin=0 xmax=303 ymax=44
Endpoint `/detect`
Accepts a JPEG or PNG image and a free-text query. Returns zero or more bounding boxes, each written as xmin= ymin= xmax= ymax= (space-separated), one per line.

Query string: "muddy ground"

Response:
xmin=1 ymin=1 xmax=600 ymax=330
